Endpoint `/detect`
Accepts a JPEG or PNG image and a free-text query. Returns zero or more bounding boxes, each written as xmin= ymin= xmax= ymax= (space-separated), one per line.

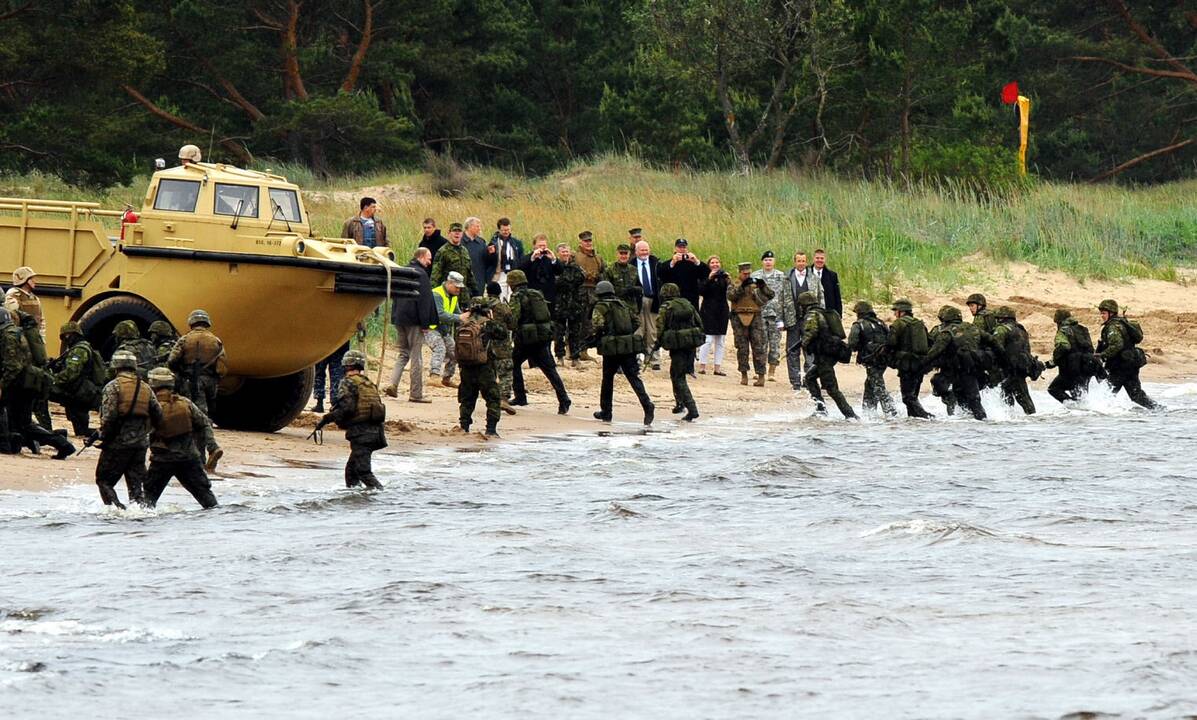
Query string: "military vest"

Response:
xmin=344 ymin=374 xmax=385 ymax=426
xmin=730 ymin=284 xmax=764 ymax=317
xmin=115 ymin=373 xmax=151 ymax=417
xmin=659 ymin=299 xmax=704 ymax=350
xmin=855 ymin=315 xmax=889 ymax=364
xmin=514 ymin=288 xmax=553 ymax=345
xmin=154 ymin=390 xmax=193 ymax=439
xmin=5 ymin=288 xmax=42 ymax=330
xmin=597 ymin=299 xmax=638 ymax=356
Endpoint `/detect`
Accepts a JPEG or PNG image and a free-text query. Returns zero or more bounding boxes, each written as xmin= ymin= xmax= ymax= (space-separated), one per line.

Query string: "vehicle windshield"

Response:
xmin=153 ymin=179 xmax=201 ymax=212
xmin=269 ymin=188 xmax=302 ymax=223
xmin=214 ymin=183 xmax=259 ymax=218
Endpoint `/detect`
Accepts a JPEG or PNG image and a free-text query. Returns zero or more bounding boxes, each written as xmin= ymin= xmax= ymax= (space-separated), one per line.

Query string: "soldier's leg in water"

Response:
xmin=899 ymin=372 xmax=932 ymax=418
xmin=820 ymin=364 xmax=858 ymax=419
xmin=668 ymin=351 xmax=686 ymax=409
xmin=143 ymin=461 xmax=175 ymax=508
xmin=874 ymin=366 xmax=899 ymax=415
xmin=124 ymin=448 xmax=149 ymax=505
xmin=175 ymin=461 xmax=218 ymax=508
xmin=930 ymin=372 xmax=956 ymax=415
xmin=676 ymin=350 xmax=697 ymax=412
xmin=598 ymin=357 xmax=617 ymax=417
xmin=510 ymin=346 xmax=529 ymax=403
xmin=352 ymin=441 xmax=383 ymax=489
xmin=1011 ymin=376 xmax=1035 ymax=414
xmin=1048 ymin=372 xmax=1072 ymax=403
xmin=1121 ymin=371 xmax=1159 ymax=409
xmin=803 ymin=363 xmax=827 ymax=410
xmin=95 ymin=450 xmax=127 ymax=508
xmin=956 ymin=373 xmax=986 ymax=420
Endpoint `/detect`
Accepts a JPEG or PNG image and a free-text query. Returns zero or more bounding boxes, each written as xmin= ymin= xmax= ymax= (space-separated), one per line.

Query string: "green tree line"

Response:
xmin=0 ymin=0 xmax=1194 ymax=186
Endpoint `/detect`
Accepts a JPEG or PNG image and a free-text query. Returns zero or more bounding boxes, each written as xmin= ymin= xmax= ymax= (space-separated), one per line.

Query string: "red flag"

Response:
xmin=1001 ymin=82 xmax=1020 ymax=105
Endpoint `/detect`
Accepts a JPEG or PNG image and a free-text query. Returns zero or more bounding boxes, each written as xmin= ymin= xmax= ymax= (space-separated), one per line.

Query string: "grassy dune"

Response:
xmin=4 ymin=155 xmax=1195 ymax=306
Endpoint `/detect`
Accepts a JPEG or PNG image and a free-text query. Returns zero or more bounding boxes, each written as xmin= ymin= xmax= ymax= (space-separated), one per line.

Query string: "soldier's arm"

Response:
xmin=726 ymin=283 xmax=741 ymax=302
xmin=324 ymin=380 xmax=356 ymax=426
xmin=2 ymin=291 xmax=17 ymax=315
xmin=56 ymin=346 xmax=89 ymax=385
xmin=167 ymin=340 xmax=184 ymax=369
xmin=98 ymin=383 xmax=119 ymax=435
xmin=1099 ymin=325 xmax=1124 ymax=361
xmin=509 ymin=295 xmax=522 ymax=326
xmin=886 ymin=322 xmax=900 ymax=350
xmin=924 ymin=328 xmax=950 ymax=362
xmin=654 ymin=305 xmax=667 ymax=340
xmin=847 ymin=322 xmax=862 ymax=351
xmin=800 ymin=313 xmax=818 ymax=350
xmin=1052 ymin=330 xmax=1071 ymax=367
xmin=189 ymin=400 xmax=218 ymax=452
xmin=0 ymin=336 xmax=22 ymax=387
xmin=757 ymin=284 xmax=775 ymax=302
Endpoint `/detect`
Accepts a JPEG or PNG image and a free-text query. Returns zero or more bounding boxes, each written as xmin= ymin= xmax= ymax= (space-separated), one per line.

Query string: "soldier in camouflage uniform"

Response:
xmin=143 ymin=367 xmax=219 ymax=509
xmin=750 ymin=251 xmax=787 ymax=381
xmin=885 ymin=299 xmax=933 ymax=419
xmin=13 ymin=310 xmax=54 ymax=430
xmin=5 ymin=267 xmax=52 ymax=429
xmin=590 ymin=281 xmax=654 ymax=425
xmin=655 ymin=283 xmax=703 ymax=421
xmin=1097 ymin=299 xmax=1159 ymax=409
xmin=96 ymin=350 xmax=164 ymax=508
xmin=509 ymin=270 xmax=572 ymax=415
xmin=430 ymin=222 xmax=476 ymax=301
xmin=553 ymin=244 xmax=589 ymax=366
xmin=316 ymin=350 xmax=386 ymax=489
xmin=925 ymin=305 xmax=986 ymax=420
xmin=0 ymin=308 xmax=75 ymax=458
xmin=113 ymin=320 xmax=156 ymax=380
xmin=847 ymin=301 xmax=898 ymax=416
xmin=966 ymin=292 xmax=1000 ymax=387
xmin=456 ymin=297 xmax=508 ymax=436
xmin=799 ymin=291 xmax=858 ymax=419
xmin=990 ymin=306 xmax=1038 ymax=415
xmin=50 ymin=321 xmax=106 ymax=436
xmin=148 ymin=320 xmax=178 ymax=370
xmin=573 ymin=231 xmax=605 ymax=362
xmin=484 ymin=281 xmax=518 ymax=415
xmin=726 ymin=262 xmax=773 ymax=386
xmin=168 ymin=310 xmax=227 ymax=422
xmin=602 ymin=243 xmax=643 ymax=310
xmin=1047 ymin=309 xmax=1103 ymax=403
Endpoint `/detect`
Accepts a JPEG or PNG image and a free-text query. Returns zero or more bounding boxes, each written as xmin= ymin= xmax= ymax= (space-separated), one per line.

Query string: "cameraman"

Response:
xmin=725 ymin=261 xmax=774 ymax=386
xmin=519 ymin=233 xmax=561 ymax=306
xmin=658 ymin=238 xmax=704 ymax=308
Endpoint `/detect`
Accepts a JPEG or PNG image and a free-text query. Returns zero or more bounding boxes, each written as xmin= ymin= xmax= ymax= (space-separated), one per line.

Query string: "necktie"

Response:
xmin=640 ymin=260 xmax=651 ymax=296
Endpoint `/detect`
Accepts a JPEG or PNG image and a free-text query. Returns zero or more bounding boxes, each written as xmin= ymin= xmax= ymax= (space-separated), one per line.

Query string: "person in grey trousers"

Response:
xmin=782 ymin=251 xmax=819 ymax=391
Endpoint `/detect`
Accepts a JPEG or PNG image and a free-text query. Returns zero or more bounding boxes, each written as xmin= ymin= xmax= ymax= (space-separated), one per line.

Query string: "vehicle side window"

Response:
xmin=214 ymin=183 xmax=259 ymax=218
xmin=268 ymin=188 xmax=302 ymax=223
xmin=153 ymin=179 xmax=201 ymax=212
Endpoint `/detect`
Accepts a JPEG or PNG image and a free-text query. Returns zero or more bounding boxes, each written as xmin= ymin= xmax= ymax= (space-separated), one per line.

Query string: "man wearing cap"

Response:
xmin=633 ymin=239 xmax=662 ymax=370
xmin=574 ymin=231 xmax=605 ymax=361
xmin=602 ymin=242 xmax=642 ymax=311
xmin=430 ymin=272 xmax=466 ymax=388
xmin=5 ymin=267 xmax=44 ymax=335
xmin=658 ymin=238 xmax=705 ymax=309
xmin=885 ymin=299 xmax=933 ymax=418
xmin=727 ymin=262 xmax=774 ymax=387
xmin=751 ymin=251 xmax=788 ymax=382
xmin=431 ymin=222 xmax=476 ymax=301
xmin=342 ymin=197 xmax=389 ymax=249
xmin=1097 ymin=299 xmax=1159 ymax=409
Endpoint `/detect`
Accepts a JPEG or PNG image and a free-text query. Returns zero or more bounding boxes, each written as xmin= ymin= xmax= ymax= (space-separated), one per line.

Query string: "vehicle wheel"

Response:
xmin=78 ymin=295 xmax=168 ymax=359
xmin=209 ymin=367 xmax=315 ymax=432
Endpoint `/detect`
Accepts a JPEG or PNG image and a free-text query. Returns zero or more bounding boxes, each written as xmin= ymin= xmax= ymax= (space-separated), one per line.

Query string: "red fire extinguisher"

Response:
xmin=120 ymin=205 xmax=139 ymax=240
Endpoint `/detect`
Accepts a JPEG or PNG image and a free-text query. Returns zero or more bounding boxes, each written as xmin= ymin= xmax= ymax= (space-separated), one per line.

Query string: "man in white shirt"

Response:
xmin=633 ymin=238 xmax=662 ymax=370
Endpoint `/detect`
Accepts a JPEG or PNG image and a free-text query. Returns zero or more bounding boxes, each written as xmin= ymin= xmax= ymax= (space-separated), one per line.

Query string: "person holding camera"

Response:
xmin=520 ymin=234 xmax=560 ymax=304
xmin=726 ymin=262 xmax=774 ymax=387
xmin=697 ymin=256 xmax=730 ymax=375
xmin=658 ymin=238 xmax=704 ymax=310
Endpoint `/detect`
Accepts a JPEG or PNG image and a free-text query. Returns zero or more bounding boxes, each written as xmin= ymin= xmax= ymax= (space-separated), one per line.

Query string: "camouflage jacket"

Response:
xmin=1053 ymin=318 xmax=1091 ymax=367
xmin=972 ymin=308 xmax=999 ymax=336
xmin=800 ymin=307 xmax=827 ymax=352
xmin=602 ymin=261 xmax=642 ymax=308
xmin=325 ymin=374 xmax=386 ymax=446
xmin=554 ymin=262 xmax=588 ymax=317
xmin=1098 ymin=317 xmax=1130 ymax=362
xmin=149 ymin=391 xmax=216 ymax=463
xmin=429 ymin=242 xmax=476 ymax=298
xmin=750 ymin=268 xmax=787 ymax=319
xmin=482 ymin=299 xmax=515 ymax=360
xmin=591 ymin=297 xmax=640 ymax=337
xmin=99 ymin=371 xmax=164 ymax=450
xmin=0 ymin=324 xmax=30 ymax=389
xmin=152 ymin=338 xmax=177 ymax=369
xmin=118 ymin=338 xmax=157 ymax=379
xmin=53 ymin=338 xmax=100 ymax=394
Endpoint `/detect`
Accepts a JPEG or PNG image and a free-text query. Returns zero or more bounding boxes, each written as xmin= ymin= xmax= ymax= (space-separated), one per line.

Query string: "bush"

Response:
xmin=424 ymin=150 xmax=469 ymax=197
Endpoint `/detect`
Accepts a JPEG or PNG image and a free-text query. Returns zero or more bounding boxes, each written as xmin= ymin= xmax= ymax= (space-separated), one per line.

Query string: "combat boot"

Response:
xmin=643 ymin=403 xmax=655 ymax=426
xmin=98 ymin=485 xmax=126 ymax=510
xmin=753 ymin=374 xmax=766 ymax=387
xmin=311 ymin=398 xmax=325 ymax=414
xmin=49 ymin=435 xmax=76 ymax=460
xmin=459 ymin=421 xmax=472 ymax=433
xmin=570 ymin=358 xmax=580 ymax=369
xmin=485 ymin=419 xmax=500 ymax=437
xmin=558 ymin=398 xmax=571 ymax=415
xmin=682 ymin=405 xmax=699 ymax=422
xmin=441 ymin=376 xmax=458 ymax=389
xmin=382 ymin=384 xmax=398 ymax=398
xmin=500 ymin=400 xmax=517 ymax=415
xmin=672 ymin=404 xmax=685 ymax=414
xmin=768 ymin=364 xmax=777 ymax=382
xmin=740 ymin=372 xmax=748 ymax=386
xmin=592 ymin=410 xmax=612 ymax=422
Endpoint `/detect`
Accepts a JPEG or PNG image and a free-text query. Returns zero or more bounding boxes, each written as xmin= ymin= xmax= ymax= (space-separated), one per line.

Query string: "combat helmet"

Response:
xmin=0 ymin=308 xmax=10 ymax=327
xmin=659 ymin=282 xmax=679 ymax=300
xmin=1053 ymin=309 xmax=1071 ymax=325
xmin=113 ymin=319 xmax=140 ymax=340
xmin=147 ymin=367 xmax=176 ymax=389
xmin=994 ymin=305 xmax=1016 ymax=320
xmin=468 ymin=296 xmax=492 ymax=312
xmin=12 ymin=266 xmax=37 ymax=286
xmin=891 ymin=299 xmax=913 ymax=313
xmin=798 ymin=291 xmax=818 ymax=306
xmin=853 ymin=300 xmax=874 ymax=316
xmin=341 ymin=349 xmax=367 ymax=369
xmin=1098 ymin=299 xmax=1119 ymax=314
xmin=59 ymin=321 xmax=84 ymax=339
xmin=178 ymin=144 xmax=202 ymax=163
xmin=937 ymin=305 xmax=962 ymax=323
xmin=148 ymin=320 xmax=176 ymax=338
xmin=596 ymin=280 xmax=615 ymax=297
xmin=965 ymin=293 xmax=987 ymax=307
xmin=187 ymin=309 xmax=211 ymax=328
xmin=110 ymin=350 xmax=138 ymax=371
xmin=506 ymin=269 xmax=528 ymax=288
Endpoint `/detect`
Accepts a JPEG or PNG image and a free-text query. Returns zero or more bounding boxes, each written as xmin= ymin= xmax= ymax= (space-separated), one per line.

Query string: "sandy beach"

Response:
xmin=3 ymin=261 xmax=1193 ymax=492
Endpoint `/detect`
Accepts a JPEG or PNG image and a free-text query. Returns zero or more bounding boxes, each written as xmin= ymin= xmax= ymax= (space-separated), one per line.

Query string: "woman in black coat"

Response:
xmin=697 ymin=255 xmax=730 ymax=375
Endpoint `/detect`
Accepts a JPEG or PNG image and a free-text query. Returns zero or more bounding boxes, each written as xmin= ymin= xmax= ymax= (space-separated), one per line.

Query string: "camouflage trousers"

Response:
xmin=862 ymin=364 xmax=898 ymax=416
xmin=494 ymin=356 xmax=514 ymax=400
xmin=668 ymin=349 xmax=696 ymax=412
xmin=425 ymin=330 xmax=457 ymax=379
xmin=1000 ymin=375 xmax=1036 ymax=415
xmin=1106 ymin=365 xmax=1159 ymax=410
xmin=313 ymin=341 xmax=350 ymax=402
xmin=762 ymin=315 xmax=782 ymax=366
xmin=96 ymin=447 xmax=148 ymax=506
xmin=145 ymin=459 xmax=217 ymax=509
xmin=931 ymin=369 xmax=986 ymax=420
xmin=731 ymin=314 xmax=767 ymax=375
xmin=554 ymin=309 xmax=587 ymax=360
xmin=458 ymin=363 xmax=501 ymax=429
xmin=803 ymin=360 xmax=857 ymax=418
xmin=898 ymin=372 xmax=933 ymax=419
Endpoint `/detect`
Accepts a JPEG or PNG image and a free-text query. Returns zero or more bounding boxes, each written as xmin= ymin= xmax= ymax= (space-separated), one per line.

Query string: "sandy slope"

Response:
xmin=2 ymin=261 xmax=1192 ymax=493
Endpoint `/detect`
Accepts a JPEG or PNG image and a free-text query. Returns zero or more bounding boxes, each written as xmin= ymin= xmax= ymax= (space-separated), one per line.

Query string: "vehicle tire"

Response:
xmin=78 ymin=295 xmax=168 ymax=359
xmin=209 ymin=367 xmax=315 ymax=432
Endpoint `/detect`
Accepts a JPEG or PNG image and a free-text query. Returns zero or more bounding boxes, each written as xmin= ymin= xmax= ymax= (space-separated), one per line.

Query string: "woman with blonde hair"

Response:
xmin=697 ymin=255 xmax=730 ymax=375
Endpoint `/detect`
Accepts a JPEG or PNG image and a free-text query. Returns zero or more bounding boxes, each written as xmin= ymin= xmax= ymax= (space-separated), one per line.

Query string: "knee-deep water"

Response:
xmin=2 ymin=382 xmax=1196 ymax=719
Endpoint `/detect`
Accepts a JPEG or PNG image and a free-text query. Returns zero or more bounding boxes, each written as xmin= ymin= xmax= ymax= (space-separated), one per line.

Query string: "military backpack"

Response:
xmin=659 ymin=300 xmax=705 ymax=351
xmin=855 ymin=317 xmax=889 ymax=365
xmin=455 ymin=316 xmax=490 ymax=366
xmin=1118 ymin=317 xmax=1144 ymax=345
xmin=342 ymin=374 xmax=386 ymax=427
xmin=598 ymin=299 xmax=640 ymax=356
xmin=812 ymin=309 xmax=852 ymax=363
xmin=515 ymin=289 xmax=554 ymax=345
xmin=154 ymin=392 xmax=193 ymax=440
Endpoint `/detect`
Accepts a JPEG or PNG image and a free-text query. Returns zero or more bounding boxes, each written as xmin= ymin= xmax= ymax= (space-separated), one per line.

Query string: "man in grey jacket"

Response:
xmin=782 ymin=251 xmax=815 ymax=390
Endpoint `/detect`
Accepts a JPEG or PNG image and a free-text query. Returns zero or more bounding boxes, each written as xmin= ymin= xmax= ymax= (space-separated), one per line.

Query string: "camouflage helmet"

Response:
xmin=148 ymin=320 xmax=175 ymax=337
xmin=341 ymin=349 xmax=367 ymax=369
xmin=12 ymin=266 xmax=36 ymax=286
xmin=798 ymin=291 xmax=819 ymax=306
xmin=1053 ymin=308 xmax=1071 ymax=325
xmin=0 ymin=308 xmax=10 ymax=327
xmin=113 ymin=319 xmax=140 ymax=340
xmin=965 ymin=293 xmax=987 ymax=307
xmin=995 ymin=305 xmax=1016 ymax=320
xmin=59 ymin=321 xmax=84 ymax=338
xmin=891 ymin=298 xmax=913 ymax=313
xmin=178 ymin=144 xmax=202 ymax=163
xmin=110 ymin=350 xmax=138 ymax=370
xmin=937 ymin=305 xmax=962 ymax=323
xmin=506 ymin=269 xmax=528 ymax=288
xmin=659 ymin=282 xmax=680 ymax=300
xmin=852 ymin=300 xmax=873 ymax=316
xmin=147 ymin=367 xmax=176 ymax=389
xmin=187 ymin=309 xmax=211 ymax=328
xmin=1098 ymin=299 xmax=1119 ymax=314
xmin=467 ymin=296 xmax=491 ymax=312
xmin=596 ymin=280 xmax=615 ymax=297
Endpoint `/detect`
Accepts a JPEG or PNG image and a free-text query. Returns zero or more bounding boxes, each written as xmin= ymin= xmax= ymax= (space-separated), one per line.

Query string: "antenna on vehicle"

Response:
xmin=207 ymin=126 xmax=215 ymax=165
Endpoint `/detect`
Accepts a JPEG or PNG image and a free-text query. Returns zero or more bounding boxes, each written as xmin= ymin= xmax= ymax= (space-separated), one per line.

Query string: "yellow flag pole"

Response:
xmin=1017 ymin=95 xmax=1031 ymax=176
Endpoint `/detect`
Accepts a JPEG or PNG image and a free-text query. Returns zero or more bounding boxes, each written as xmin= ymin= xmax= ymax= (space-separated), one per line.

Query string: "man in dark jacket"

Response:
xmin=485 ymin=217 xmax=526 ymax=296
xmin=657 ymin=238 xmax=704 ymax=309
xmin=520 ymin=235 xmax=560 ymax=305
xmin=418 ymin=217 xmax=446 ymax=260
xmin=383 ymin=248 xmax=437 ymax=403
xmin=342 ymin=197 xmax=388 ymax=249
xmin=812 ymin=249 xmax=842 ymax=316
xmin=462 ymin=217 xmax=489 ymax=297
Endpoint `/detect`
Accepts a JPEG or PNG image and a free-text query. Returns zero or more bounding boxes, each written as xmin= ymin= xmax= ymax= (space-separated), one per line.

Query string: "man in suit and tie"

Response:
xmin=811 ymin=248 xmax=842 ymax=316
xmin=782 ymin=251 xmax=815 ymax=390
xmin=633 ymin=237 xmax=662 ymax=370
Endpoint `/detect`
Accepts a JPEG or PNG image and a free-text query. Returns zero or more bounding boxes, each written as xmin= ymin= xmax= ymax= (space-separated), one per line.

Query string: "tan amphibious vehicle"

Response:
xmin=0 ymin=153 xmax=419 ymax=431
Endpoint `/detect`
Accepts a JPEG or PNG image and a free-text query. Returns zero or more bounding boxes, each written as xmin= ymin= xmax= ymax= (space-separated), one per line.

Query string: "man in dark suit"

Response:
xmin=812 ymin=248 xmax=842 ymax=316
xmin=783 ymin=251 xmax=815 ymax=390
xmin=633 ymin=237 xmax=662 ymax=370
xmin=657 ymin=237 xmax=704 ymax=308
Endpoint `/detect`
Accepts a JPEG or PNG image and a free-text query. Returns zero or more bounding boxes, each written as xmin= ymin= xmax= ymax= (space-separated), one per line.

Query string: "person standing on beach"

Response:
xmin=1097 ymin=299 xmax=1159 ymax=410
xmin=697 ymin=256 xmax=730 ymax=375
xmin=602 ymin=242 xmax=643 ymax=311
xmin=316 ymin=350 xmax=386 ymax=489
xmin=456 ymin=297 xmax=507 ymax=437
xmin=633 ymin=239 xmax=662 ymax=370
xmin=383 ymin=248 xmax=437 ymax=404
xmin=658 ymin=238 xmax=704 ymax=309
xmin=784 ymin=252 xmax=814 ymax=390
xmin=342 ymin=197 xmax=388 ymax=249
xmin=462 ymin=217 xmax=489 ymax=297
xmin=886 ymin=299 xmax=933 ymax=419
xmin=590 ymin=280 xmax=654 ymax=425
xmin=486 ymin=217 xmax=525 ymax=299
xmin=573 ymin=230 xmax=605 ymax=362
xmin=727 ymin=262 xmax=773 ymax=387
xmin=553 ymin=244 xmax=588 ymax=368
xmin=751 ymin=250 xmax=787 ymax=382
xmin=811 ymin=249 xmax=842 ymax=316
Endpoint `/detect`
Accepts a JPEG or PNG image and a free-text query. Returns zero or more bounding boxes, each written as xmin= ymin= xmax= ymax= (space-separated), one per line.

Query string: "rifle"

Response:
xmin=78 ymin=429 xmax=103 ymax=454
xmin=307 ymin=418 xmax=328 ymax=445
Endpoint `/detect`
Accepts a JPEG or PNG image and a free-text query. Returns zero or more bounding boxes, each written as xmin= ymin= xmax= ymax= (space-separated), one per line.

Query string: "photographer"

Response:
xmin=697 ymin=256 xmax=730 ymax=375
xmin=658 ymin=238 xmax=704 ymax=308
xmin=519 ymin=233 xmax=561 ymax=306
xmin=725 ymin=261 xmax=774 ymax=386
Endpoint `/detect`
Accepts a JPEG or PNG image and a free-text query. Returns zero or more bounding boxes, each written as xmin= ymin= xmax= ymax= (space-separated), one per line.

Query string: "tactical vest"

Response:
xmin=659 ymin=299 xmax=704 ymax=351
xmin=515 ymin=289 xmax=553 ymax=345
xmin=597 ymin=299 xmax=637 ymax=356
xmin=7 ymin=288 xmax=42 ymax=329
xmin=856 ymin=316 xmax=889 ymax=364
xmin=154 ymin=390 xmax=193 ymax=439
xmin=344 ymin=374 xmax=385 ymax=426
xmin=431 ymin=285 xmax=459 ymax=332
xmin=730 ymin=285 xmax=763 ymax=315
xmin=950 ymin=322 xmax=984 ymax=371
xmin=179 ymin=330 xmax=223 ymax=367
xmin=891 ymin=316 xmax=928 ymax=373
xmin=115 ymin=373 xmax=151 ymax=417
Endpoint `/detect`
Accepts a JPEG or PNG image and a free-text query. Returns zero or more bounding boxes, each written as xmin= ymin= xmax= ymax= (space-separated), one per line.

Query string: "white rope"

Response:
xmin=353 ymin=246 xmax=393 ymax=387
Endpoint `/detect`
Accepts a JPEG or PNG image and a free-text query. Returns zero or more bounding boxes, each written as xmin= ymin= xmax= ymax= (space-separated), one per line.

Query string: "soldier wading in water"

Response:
xmin=316 ymin=350 xmax=386 ymax=489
